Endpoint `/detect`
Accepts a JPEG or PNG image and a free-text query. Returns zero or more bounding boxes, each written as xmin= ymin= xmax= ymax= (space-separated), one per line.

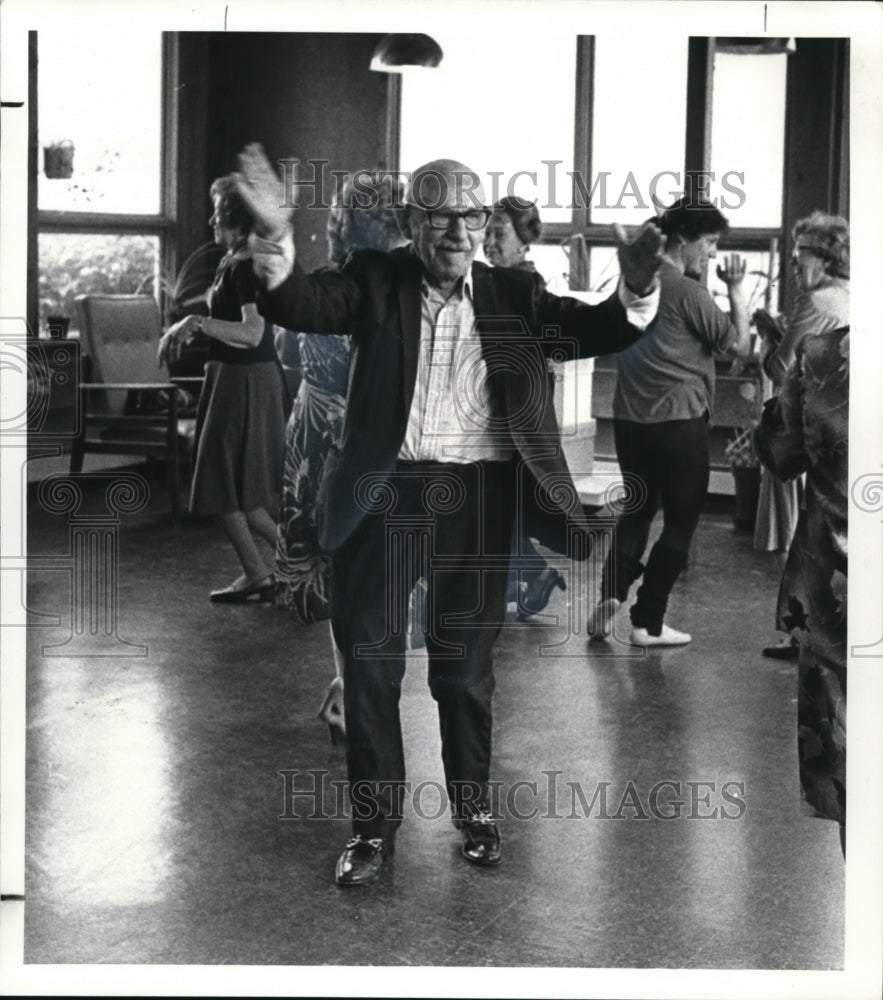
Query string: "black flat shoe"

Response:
xmin=517 ymin=568 xmax=566 ymax=620
xmin=762 ymin=636 xmax=799 ymax=659
xmin=455 ymin=812 xmax=502 ymax=867
xmin=210 ymin=576 xmax=275 ymax=604
xmin=335 ymin=835 xmax=392 ymax=886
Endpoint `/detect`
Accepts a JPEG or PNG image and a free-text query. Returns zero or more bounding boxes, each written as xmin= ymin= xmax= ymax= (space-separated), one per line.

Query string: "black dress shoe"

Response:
xmin=517 ymin=568 xmax=566 ymax=620
xmin=456 ymin=812 xmax=502 ymax=867
xmin=210 ymin=576 xmax=274 ymax=604
xmin=334 ymin=835 xmax=391 ymax=886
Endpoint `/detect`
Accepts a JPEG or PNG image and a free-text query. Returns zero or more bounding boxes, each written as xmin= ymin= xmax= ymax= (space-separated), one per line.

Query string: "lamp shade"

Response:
xmin=715 ymin=38 xmax=796 ymax=55
xmin=370 ymin=34 xmax=443 ymax=72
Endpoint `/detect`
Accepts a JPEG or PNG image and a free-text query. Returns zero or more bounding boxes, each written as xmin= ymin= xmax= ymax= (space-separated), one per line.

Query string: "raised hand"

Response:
xmin=233 ymin=143 xmax=292 ymax=240
xmin=613 ymin=221 xmax=665 ymax=296
xmin=715 ymin=253 xmax=747 ymax=286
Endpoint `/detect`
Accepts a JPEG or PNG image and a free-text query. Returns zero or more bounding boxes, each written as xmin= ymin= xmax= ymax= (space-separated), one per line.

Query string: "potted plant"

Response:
xmin=725 ymin=425 xmax=761 ymax=530
xmin=43 ymin=139 xmax=75 ymax=179
xmin=156 ymin=241 xmax=226 ymax=326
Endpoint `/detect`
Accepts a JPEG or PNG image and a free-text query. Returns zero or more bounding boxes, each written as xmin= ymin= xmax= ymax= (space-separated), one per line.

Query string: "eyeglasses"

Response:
xmin=791 ymin=245 xmax=827 ymax=265
xmin=424 ymin=208 xmax=491 ymax=231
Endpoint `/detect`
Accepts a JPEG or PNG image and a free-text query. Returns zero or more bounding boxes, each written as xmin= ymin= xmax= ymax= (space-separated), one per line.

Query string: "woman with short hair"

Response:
xmin=159 ymin=175 xmax=287 ymax=603
xmin=756 ymin=211 xmax=849 ymax=386
xmin=483 ymin=195 xmax=542 ymax=271
xmin=589 ymin=196 xmax=751 ymax=645
xmin=754 ymin=211 xmax=850 ymax=659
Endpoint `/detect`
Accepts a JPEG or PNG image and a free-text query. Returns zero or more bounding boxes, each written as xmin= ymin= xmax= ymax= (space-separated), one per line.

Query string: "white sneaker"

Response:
xmin=588 ymin=598 xmax=621 ymax=639
xmin=630 ymin=624 xmax=692 ymax=647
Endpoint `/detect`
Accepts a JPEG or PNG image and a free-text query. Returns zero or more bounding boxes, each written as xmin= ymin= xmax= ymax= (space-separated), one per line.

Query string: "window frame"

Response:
xmin=33 ymin=32 xmax=178 ymax=334
xmin=544 ymin=37 xmax=786 ymax=300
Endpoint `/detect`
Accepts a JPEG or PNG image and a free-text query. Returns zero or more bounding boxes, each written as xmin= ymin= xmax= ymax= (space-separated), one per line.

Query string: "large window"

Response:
xmin=709 ymin=50 xmax=788 ymax=230
xmin=399 ymin=34 xmax=577 ymax=226
xmin=399 ymin=35 xmax=789 ymax=308
xmin=36 ymin=32 xmax=171 ymax=336
xmin=706 ymin=48 xmax=788 ymax=314
xmin=590 ymin=35 xmax=689 ymax=228
xmin=586 ymin=35 xmax=688 ymax=290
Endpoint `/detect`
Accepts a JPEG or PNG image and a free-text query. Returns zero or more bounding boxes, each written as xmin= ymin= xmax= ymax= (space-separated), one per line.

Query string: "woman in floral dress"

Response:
xmin=754 ymin=213 xmax=850 ymax=659
xmin=274 ymin=174 xmax=406 ymax=740
xmin=754 ymin=321 xmax=848 ymax=854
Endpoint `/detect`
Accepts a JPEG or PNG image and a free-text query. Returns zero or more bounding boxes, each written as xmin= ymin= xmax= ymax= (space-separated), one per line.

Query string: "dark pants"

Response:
xmin=601 ymin=416 xmax=709 ymax=634
xmin=330 ymin=460 xmax=513 ymax=839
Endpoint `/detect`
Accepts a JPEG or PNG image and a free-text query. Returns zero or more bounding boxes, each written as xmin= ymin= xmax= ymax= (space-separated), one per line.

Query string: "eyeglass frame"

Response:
xmin=790 ymin=244 xmax=829 ymax=266
xmin=418 ymin=207 xmax=492 ymax=231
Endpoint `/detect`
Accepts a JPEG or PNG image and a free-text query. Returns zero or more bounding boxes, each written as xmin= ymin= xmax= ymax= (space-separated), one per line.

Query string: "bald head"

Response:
xmin=405 ymin=159 xmax=488 ymax=212
xmin=402 ymin=159 xmax=490 ymax=293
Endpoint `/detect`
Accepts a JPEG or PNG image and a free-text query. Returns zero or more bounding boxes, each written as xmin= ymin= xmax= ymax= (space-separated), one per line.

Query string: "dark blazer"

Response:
xmin=259 ymin=246 xmax=644 ymax=552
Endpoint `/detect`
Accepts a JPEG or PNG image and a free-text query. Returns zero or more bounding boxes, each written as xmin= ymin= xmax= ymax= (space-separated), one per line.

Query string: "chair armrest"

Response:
xmin=169 ymin=376 xmax=206 ymax=391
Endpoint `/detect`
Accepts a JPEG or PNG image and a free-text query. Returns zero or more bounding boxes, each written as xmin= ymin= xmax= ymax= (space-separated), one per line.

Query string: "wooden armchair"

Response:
xmin=71 ymin=294 xmax=202 ymax=517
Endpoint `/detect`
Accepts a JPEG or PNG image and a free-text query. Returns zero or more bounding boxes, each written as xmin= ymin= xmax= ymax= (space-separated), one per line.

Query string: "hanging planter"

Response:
xmin=43 ymin=140 xmax=75 ymax=179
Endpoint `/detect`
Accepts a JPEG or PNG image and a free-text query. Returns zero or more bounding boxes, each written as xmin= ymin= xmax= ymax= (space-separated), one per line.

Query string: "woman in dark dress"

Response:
xmin=159 ymin=176 xmax=287 ymax=602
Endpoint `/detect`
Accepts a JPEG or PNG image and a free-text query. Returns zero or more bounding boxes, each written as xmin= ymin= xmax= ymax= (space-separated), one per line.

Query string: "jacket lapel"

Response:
xmin=396 ymin=249 xmax=423 ymax=420
xmin=471 ymin=262 xmax=497 ymax=359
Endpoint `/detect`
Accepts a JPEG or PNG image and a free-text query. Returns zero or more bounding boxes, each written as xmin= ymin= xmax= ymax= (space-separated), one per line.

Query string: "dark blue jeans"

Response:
xmin=601 ymin=416 xmax=709 ymax=634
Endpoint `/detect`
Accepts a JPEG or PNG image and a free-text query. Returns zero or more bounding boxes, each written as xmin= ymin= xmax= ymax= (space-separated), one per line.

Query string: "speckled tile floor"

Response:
xmin=20 ymin=466 xmax=844 ymax=969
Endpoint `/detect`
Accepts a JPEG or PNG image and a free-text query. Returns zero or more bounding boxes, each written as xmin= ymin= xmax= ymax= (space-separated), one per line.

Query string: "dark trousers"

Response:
xmin=601 ymin=416 xmax=709 ymax=634
xmin=330 ymin=460 xmax=514 ymax=839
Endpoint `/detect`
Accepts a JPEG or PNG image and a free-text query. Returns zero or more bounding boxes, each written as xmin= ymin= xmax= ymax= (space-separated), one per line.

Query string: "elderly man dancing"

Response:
xmin=237 ymin=148 xmax=664 ymax=886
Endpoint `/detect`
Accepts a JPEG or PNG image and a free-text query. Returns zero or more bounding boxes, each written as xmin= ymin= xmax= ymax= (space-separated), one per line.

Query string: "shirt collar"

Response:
xmin=420 ymin=267 xmax=474 ymax=303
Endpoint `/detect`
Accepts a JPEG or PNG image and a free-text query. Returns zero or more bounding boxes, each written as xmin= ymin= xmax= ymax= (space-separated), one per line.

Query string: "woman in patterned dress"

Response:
xmin=754 ymin=319 xmax=848 ymax=855
xmin=754 ymin=213 xmax=849 ymax=659
xmin=273 ymin=174 xmax=406 ymax=740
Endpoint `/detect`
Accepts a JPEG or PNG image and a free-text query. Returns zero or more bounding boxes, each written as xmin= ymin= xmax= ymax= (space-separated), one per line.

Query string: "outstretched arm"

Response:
xmin=527 ymin=222 xmax=664 ymax=359
xmin=534 ymin=280 xmax=648 ymax=359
